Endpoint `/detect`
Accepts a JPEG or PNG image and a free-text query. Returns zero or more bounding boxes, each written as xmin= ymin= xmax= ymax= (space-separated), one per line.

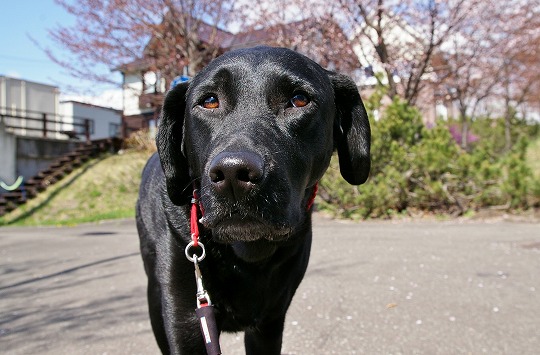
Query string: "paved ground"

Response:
xmin=0 ymin=216 xmax=539 ymax=354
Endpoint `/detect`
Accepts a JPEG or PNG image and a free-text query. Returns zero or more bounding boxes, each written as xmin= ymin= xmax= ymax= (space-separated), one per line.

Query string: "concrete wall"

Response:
xmin=15 ymin=136 xmax=76 ymax=181
xmin=2 ymin=121 xmax=77 ymax=194
xmin=0 ymin=121 xmax=17 ymax=185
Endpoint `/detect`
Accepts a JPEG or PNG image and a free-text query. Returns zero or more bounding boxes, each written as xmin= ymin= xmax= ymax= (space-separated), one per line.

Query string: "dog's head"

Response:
xmin=157 ymin=46 xmax=370 ymax=260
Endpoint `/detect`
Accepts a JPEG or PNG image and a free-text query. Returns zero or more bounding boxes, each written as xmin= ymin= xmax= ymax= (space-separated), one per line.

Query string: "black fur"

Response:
xmin=136 ymin=46 xmax=370 ymax=354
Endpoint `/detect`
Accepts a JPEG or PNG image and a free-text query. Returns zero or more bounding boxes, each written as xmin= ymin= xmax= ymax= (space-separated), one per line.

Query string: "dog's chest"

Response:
xmin=202 ymin=247 xmax=291 ymax=330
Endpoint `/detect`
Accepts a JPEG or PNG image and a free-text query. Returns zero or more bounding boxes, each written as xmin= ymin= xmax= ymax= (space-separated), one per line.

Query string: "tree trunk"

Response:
xmin=385 ymin=67 xmax=398 ymax=99
xmin=504 ymin=105 xmax=512 ymax=152
xmin=503 ymin=68 xmax=512 ymax=151
xmin=460 ymin=108 xmax=468 ymax=150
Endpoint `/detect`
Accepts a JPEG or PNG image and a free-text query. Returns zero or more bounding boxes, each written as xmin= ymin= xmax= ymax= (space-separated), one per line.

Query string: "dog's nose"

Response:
xmin=208 ymin=151 xmax=264 ymax=201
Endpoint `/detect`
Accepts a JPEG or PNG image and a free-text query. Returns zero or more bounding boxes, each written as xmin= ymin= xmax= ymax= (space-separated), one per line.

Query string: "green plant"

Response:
xmin=318 ymin=98 xmax=540 ymax=219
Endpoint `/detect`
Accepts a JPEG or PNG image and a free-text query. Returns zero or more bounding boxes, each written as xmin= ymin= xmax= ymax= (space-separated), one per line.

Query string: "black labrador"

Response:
xmin=136 ymin=46 xmax=370 ymax=354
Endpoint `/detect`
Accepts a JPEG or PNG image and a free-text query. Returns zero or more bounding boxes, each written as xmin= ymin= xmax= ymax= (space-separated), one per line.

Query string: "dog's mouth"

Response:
xmin=199 ymin=212 xmax=291 ymax=262
xmin=200 ymin=212 xmax=292 ymax=243
xmin=196 ymin=169 xmax=302 ymax=262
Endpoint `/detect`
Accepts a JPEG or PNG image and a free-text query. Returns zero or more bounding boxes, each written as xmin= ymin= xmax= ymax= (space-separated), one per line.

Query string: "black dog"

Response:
xmin=136 ymin=46 xmax=370 ymax=354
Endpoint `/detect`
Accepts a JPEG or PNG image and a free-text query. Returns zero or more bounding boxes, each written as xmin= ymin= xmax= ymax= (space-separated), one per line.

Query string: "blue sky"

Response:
xmin=0 ymin=1 xmax=120 ymax=97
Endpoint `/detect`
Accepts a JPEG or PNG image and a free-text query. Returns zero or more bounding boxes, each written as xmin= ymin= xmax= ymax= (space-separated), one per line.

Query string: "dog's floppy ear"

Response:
xmin=156 ymin=82 xmax=191 ymax=205
xmin=329 ymin=72 xmax=371 ymax=185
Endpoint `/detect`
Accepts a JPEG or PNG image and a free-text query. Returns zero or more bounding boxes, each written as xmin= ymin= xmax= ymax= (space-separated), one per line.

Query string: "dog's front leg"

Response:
xmin=244 ymin=316 xmax=285 ymax=355
xmin=164 ymin=310 xmax=208 ymax=354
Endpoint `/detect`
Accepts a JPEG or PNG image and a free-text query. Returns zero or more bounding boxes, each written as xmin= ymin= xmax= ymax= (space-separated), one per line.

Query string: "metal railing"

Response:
xmin=0 ymin=107 xmax=93 ymax=141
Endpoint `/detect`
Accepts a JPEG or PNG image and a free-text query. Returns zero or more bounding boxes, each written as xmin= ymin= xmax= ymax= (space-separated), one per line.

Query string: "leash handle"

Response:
xmin=196 ymin=305 xmax=221 ymax=355
xmin=188 ymin=254 xmax=222 ymax=355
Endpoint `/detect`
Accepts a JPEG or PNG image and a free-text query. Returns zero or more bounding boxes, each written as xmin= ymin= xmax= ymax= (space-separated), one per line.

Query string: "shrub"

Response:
xmin=318 ymin=98 xmax=540 ymax=218
xmin=123 ymin=129 xmax=157 ymax=153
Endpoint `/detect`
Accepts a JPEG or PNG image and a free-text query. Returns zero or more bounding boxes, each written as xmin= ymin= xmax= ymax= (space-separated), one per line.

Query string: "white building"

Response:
xmin=0 ymin=76 xmax=64 ymax=139
xmin=59 ymin=101 xmax=122 ymax=140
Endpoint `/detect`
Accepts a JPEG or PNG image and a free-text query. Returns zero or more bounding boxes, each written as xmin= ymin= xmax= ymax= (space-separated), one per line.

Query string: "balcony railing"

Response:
xmin=139 ymin=92 xmax=165 ymax=109
xmin=0 ymin=107 xmax=93 ymax=141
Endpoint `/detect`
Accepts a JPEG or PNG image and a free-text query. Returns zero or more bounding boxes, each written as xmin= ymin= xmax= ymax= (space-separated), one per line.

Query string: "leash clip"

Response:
xmin=192 ymin=254 xmax=212 ymax=308
xmin=185 ymin=242 xmax=210 ymax=307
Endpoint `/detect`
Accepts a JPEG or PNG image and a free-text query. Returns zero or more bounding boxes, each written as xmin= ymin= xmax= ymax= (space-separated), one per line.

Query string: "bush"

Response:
xmin=123 ymin=129 xmax=157 ymax=153
xmin=318 ymin=98 xmax=540 ymax=218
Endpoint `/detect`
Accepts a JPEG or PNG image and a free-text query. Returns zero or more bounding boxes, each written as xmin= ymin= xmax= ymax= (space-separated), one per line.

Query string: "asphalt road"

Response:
xmin=1 ymin=217 xmax=539 ymax=354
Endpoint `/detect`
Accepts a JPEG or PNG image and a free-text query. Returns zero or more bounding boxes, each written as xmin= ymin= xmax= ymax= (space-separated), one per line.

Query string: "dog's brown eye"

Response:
xmin=290 ymin=94 xmax=310 ymax=108
xmin=202 ymin=96 xmax=219 ymax=109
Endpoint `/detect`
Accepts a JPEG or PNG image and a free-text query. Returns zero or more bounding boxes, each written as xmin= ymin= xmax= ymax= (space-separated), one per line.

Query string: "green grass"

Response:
xmin=0 ymin=150 xmax=151 ymax=226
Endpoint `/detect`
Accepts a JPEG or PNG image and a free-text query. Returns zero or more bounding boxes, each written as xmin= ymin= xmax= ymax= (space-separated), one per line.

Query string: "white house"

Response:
xmin=59 ymin=101 xmax=122 ymax=140
xmin=0 ymin=76 xmax=65 ymax=139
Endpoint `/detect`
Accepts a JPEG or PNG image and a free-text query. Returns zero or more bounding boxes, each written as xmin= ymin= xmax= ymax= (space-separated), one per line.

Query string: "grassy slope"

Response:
xmin=0 ymin=150 xmax=151 ymax=226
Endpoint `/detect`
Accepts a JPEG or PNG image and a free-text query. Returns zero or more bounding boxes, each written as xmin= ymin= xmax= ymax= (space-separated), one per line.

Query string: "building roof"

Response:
xmin=59 ymin=100 xmax=122 ymax=113
xmin=0 ymin=75 xmax=59 ymax=90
